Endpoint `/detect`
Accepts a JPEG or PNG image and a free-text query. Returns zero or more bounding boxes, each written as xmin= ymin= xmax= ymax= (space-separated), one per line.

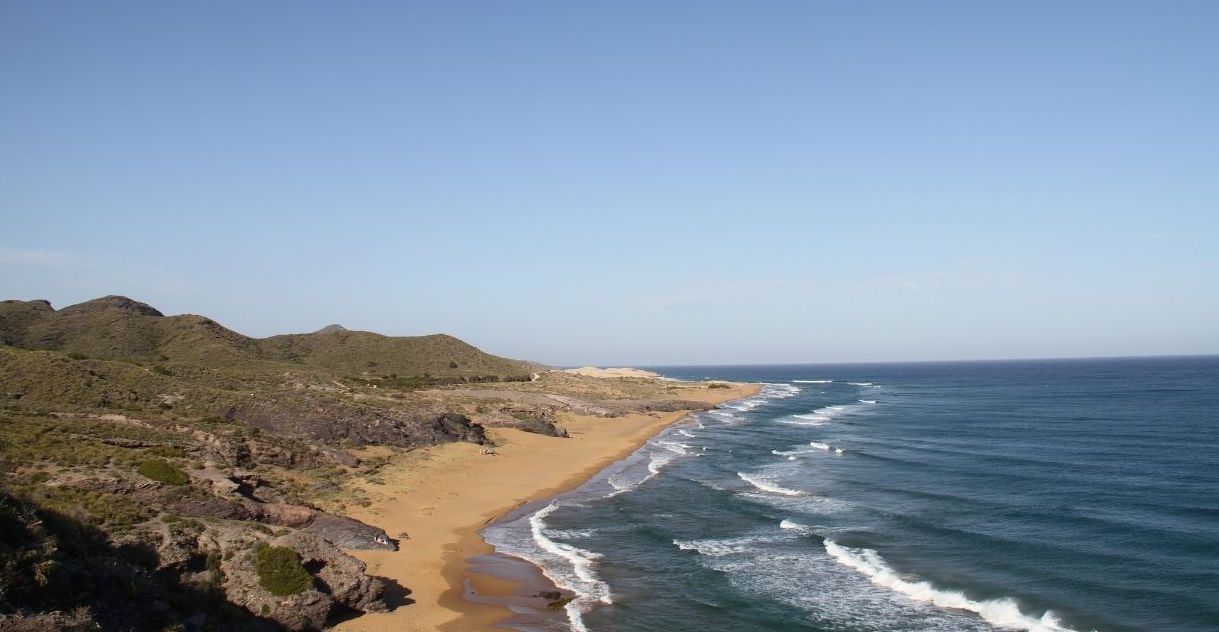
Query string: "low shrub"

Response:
xmin=144 ymin=445 xmax=186 ymax=459
xmin=253 ymin=544 xmax=313 ymax=596
xmin=137 ymin=459 xmax=188 ymax=485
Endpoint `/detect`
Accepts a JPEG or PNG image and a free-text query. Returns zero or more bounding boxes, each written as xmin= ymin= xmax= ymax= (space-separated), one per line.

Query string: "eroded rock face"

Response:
xmin=302 ymin=513 xmax=395 ymax=550
xmin=479 ymin=407 xmax=568 ymax=437
xmin=56 ymin=469 xmax=396 ymax=552
xmin=170 ymin=494 xmax=396 ymax=551
xmin=232 ymin=396 xmax=486 ymax=448
xmin=422 ymin=412 xmax=487 ymax=444
xmin=274 ymin=531 xmax=387 ymax=613
xmin=214 ymin=529 xmax=387 ymax=631
xmin=151 ymin=522 xmax=387 ymax=631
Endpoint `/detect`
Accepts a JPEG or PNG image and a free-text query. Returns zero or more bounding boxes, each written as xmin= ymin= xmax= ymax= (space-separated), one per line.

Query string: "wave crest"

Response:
xmin=824 ymin=540 xmax=1080 ymax=632
xmin=528 ymin=503 xmax=613 ymax=631
xmin=738 ymin=472 xmax=804 ymax=496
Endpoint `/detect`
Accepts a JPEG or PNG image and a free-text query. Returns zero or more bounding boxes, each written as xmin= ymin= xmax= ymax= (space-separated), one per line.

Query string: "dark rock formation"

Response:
xmin=422 ymin=412 xmax=487 ymax=444
xmin=480 ymin=407 xmax=568 ymax=437
xmin=180 ymin=523 xmax=387 ymax=631
xmin=232 ymin=396 xmax=486 ymax=448
xmin=303 ymin=514 xmax=396 ymax=550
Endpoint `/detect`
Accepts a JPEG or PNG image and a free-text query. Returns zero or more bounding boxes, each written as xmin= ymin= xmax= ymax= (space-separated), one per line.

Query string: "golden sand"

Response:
xmin=334 ymin=382 xmax=759 ymax=632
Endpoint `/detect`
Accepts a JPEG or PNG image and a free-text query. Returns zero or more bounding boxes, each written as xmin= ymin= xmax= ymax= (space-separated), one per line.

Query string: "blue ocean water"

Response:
xmin=484 ymin=357 xmax=1219 ymax=632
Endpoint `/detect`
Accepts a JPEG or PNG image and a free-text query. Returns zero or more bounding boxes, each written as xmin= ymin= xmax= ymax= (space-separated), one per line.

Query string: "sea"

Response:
xmin=482 ymin=357 xmax=1219 ymax=632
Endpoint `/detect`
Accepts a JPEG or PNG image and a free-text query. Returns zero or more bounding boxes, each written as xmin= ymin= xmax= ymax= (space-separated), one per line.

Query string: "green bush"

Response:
xmin=137 ymin=459 xmax=188 ymax=485
xmin=144 ymin=445 xmax=186 ymax=458
xmin=152 ymin=365 xmax=172 ymax=376
xmin=708 ymin=382 xmax=731 ymax=389
xmin=253 ymin=544 xmax=313 ymax=596
xmin=66 ymin=351 xmax=89 ymax=360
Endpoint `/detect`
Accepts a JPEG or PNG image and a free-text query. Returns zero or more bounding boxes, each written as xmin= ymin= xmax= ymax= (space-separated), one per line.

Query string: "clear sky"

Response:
xmin=2 ymin=2 xmax=1217 ymax=366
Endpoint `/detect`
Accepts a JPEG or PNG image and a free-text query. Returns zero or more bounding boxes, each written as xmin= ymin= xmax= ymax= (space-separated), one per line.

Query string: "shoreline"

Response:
xmin=333 ymin=381 xmax=761 ymax=632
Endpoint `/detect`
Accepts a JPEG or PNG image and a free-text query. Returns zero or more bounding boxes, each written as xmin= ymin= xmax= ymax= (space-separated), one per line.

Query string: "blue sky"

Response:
xmin=2 ymin=2 xmax=1217 ymax=365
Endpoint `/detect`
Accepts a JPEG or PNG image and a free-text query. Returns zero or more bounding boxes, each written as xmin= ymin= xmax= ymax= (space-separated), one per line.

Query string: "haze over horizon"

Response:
xmin=4 ymin=2 xmax=1217 ymax=366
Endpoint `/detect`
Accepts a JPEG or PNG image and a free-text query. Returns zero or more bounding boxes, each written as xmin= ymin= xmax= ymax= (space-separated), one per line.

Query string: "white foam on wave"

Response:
xmin=739 ymin=489 xmax=853 ymax=515
xmin=546 ymin=527 xmax=597 ymax=540
xmin=717 ymin=383 xmax=800 ymax=417
xmin=677 ymin=534 xmax=993 ymax=631
xmin=738 ymin=472 xmax=804 ymax=496
xmin=655 ymin=440 xmax=690 ymax=456
xmin=859 ymin=399 xmax=877 ymax=404
xmin=709 ymin=409 xmax=742 ymax=423
xmin=646 ymin=451 xmax=674 ymax=475
xmin=781 ymin=402 xmax=871 ymax=426
xmin=778 ymin=519 xmax=813 ymax=535
xmin=526 ymin=504 xmax=613 ymax=632
xmin=793 ymin=379 xmax=833 ymax=383
xmin=848 ymin=382 xmax=876 ymax=387
xmin=824 ymin=541 xmax=1081 ymax=632
xmin=784 ymin=408 xmax=837 ymax=425
xmin=761 ymin=382 xmax=802 ymax=397
xmin=810 ymin=441 xmax=831 ymax=451
xmin=726 ymin=398 xmax=763 ymax=412
xmin=607 ymin=470 xmax=653 ymax=495
xmin=674 ymin=533 xmax=784 ymax=557
xmin=770 ymin=447 xmax=807 ymax=461
xmin=678 ymin=429 xmax=697 ymax=438
xmin=607 ymin=441 xmax=683 ymax=495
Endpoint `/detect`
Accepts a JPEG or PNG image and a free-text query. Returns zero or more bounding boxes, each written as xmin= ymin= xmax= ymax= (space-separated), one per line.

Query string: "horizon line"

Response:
xmin=620 ymin=352 xmax=1219 ymax=369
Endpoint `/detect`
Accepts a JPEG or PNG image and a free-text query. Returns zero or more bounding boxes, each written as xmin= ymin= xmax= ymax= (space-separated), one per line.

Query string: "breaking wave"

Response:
xmin=783 ymin=406 xmax=844 ymax=425
xmin=737 ymin=472 xmax=804 ymax=496
xmin=824 ymin=541 xmax=1081 ymax=632
xmin=529 ymin=504 xmax=613 ymax=631
xmin=778 ymin=519 xmax=813 ymax=535
xmin=674 ymin=533 xmax=784 ymax=557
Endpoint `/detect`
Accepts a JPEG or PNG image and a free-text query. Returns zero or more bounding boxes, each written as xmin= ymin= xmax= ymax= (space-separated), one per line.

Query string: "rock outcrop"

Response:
xmin=207 ymin=528 xmax=387 ymax=631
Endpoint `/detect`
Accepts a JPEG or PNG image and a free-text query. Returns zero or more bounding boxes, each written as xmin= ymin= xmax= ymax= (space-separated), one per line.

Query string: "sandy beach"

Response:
xmin=334 ymin=381 xmax=760 ymax=632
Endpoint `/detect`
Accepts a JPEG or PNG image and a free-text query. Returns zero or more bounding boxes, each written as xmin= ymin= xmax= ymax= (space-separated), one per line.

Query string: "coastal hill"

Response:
xmin=0 ymin=295 xmax=723 ymax=631
xmin=0 ymin=295 xmax=537 ymax=378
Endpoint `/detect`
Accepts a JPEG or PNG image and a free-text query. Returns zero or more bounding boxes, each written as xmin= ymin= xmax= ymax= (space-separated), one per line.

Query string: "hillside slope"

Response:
xmin=0 ymin=296 xmax=536 ymax=379
xmin=0 ymin=296 xmax=540 ymax=630
xmin=0 ymin=295 xmax=724 ymax=631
